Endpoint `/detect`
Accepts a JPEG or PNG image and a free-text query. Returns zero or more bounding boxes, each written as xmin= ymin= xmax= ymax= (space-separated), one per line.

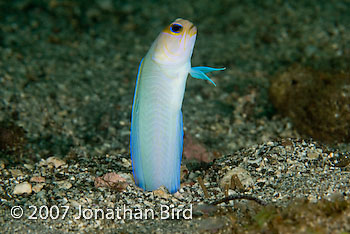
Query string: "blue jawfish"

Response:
xmin=130 ymin=18 xmax=224 ymax=193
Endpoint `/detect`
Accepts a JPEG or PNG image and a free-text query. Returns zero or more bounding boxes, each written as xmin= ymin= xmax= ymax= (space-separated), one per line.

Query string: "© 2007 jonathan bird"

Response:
xmin=130 ymin=18 xmax=225 ymax=193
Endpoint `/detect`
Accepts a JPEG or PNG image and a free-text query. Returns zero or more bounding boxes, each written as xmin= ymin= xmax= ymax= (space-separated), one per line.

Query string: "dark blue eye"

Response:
xmin=170 ymin=24 xmax=183 ymax=33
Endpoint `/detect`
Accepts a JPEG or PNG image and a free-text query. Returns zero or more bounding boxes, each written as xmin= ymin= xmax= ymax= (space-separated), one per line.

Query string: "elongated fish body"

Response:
xmin=131 ymin=19 xmax=224 ymax=193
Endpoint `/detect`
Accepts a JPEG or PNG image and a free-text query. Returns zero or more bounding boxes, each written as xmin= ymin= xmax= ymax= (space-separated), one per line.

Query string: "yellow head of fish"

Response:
xmin=151 ymin=18 xmax=197 ymax=65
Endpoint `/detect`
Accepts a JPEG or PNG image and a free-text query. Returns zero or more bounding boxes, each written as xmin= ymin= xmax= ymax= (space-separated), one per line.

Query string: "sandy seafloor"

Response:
xmin=0 ymin=0 xmax=350 ymax=233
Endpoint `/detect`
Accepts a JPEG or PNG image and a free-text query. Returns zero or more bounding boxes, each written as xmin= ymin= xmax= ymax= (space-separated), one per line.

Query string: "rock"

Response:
xmin=57 ymin=180 xmax=72 ymax=190
xmin=197 ymin=217 xmax=226 ymax=232
xmin=13 ymin=182 xmax=32 ymax=195
xmin=39 ymin=156 xmax=66 ymax=168
xmin=9 ymin=169 xmax=23 ymax=178
xmin=173 ymin=191 xmax=184 ymax=200
xmin=32 ymin=183 xmax=44 ymax=193
xmin=94 ymin=172 xmax=128 ymax=191
xmin=69 ymin=200 xmax=81 ymax=208
xmin=269 ymin=65 xmax=350 ymax=143
xmin=46 ymin=157 xmax=66 ymax=168
xmin=30 ymin=176 xmax=46 ymax=183
xmin=193 ymin=204 xmax=218 ymax=216
xmin=220 ymin=167 xmax=254 ymax=190
xmin=307 ymin=150 xmax=319 ymax=160
xmin=183 ymin=133 xmax=212 ymax=163
xmin=23 ymin=164 xmax=34 ymax=170
xmin=118 ymin=173 xmax=134 ymax=184
xmin=121 ymin=158 xmax=131 ymax=168
xmin=153 ymin=186 xmax=170 ymax=199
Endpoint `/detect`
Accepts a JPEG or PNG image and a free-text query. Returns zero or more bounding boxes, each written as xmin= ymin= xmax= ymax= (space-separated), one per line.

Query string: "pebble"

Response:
xmin=9 ymin=169 xmax=23 ymax=178
xmin=56 ymin=180 xmax=72 ymax=190
xmin=307 ymin=150 xmax=319 ymax=159
xmin=30 ymin=176 xmax=46 ymax=183
xmin=13 ymin=182 xmax=32 ymax=195
xmin=69 ymin=200 xmax=81 ymax=208
xmin=219 ymin=167 xmax=254 ymax=190
xmin=153 ymin=186 xmax=170 ymax=199
xmin=121 ymin=158 xmax=131 ymax=168
xmin=47 ymin=156 xmax=66 ymax=168
xmin=173 ymin=191 xmax=184 ymax=200
xmin=32 ymin=183 xmax=44 ymax=193
xmin=23 ymin=164 xmax=34 ymax=170
xmin=94 ymin=172 xmax=128 ymax=191
xmin=39 ymin=156 xmax=66 ymax=168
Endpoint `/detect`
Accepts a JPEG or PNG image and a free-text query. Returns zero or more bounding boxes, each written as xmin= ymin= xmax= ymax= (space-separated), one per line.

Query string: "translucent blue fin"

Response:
xmin=130 ymin=58 xmax=145 ymax=189
xmin=190 ymin=66 xmax=225 ymax=86
xmin=170 ymin=110 xmax=183 ymax=193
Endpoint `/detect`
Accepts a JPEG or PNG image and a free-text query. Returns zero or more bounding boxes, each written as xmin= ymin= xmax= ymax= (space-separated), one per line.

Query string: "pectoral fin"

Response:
xmin=190 ymin=66 xmax=225 ymax=86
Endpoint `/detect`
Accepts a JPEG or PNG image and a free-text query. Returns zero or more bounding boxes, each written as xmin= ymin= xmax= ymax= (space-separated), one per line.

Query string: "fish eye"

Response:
xmin=170 ymin=24 xmax=183 ymax=33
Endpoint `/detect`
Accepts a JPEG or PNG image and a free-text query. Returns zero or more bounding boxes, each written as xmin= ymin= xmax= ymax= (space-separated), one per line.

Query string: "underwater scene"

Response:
xmin=0 ymin=0 xmax=349 ymax=233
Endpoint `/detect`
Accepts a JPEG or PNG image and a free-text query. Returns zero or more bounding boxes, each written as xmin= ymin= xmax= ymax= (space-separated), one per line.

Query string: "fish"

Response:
xmin=130 ymin=18 xmax=225 ymax=193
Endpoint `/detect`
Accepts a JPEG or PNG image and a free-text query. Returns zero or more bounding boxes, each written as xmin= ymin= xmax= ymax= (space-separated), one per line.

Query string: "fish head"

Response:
xmin=152 ymin=18 xmax=197 ymax=65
